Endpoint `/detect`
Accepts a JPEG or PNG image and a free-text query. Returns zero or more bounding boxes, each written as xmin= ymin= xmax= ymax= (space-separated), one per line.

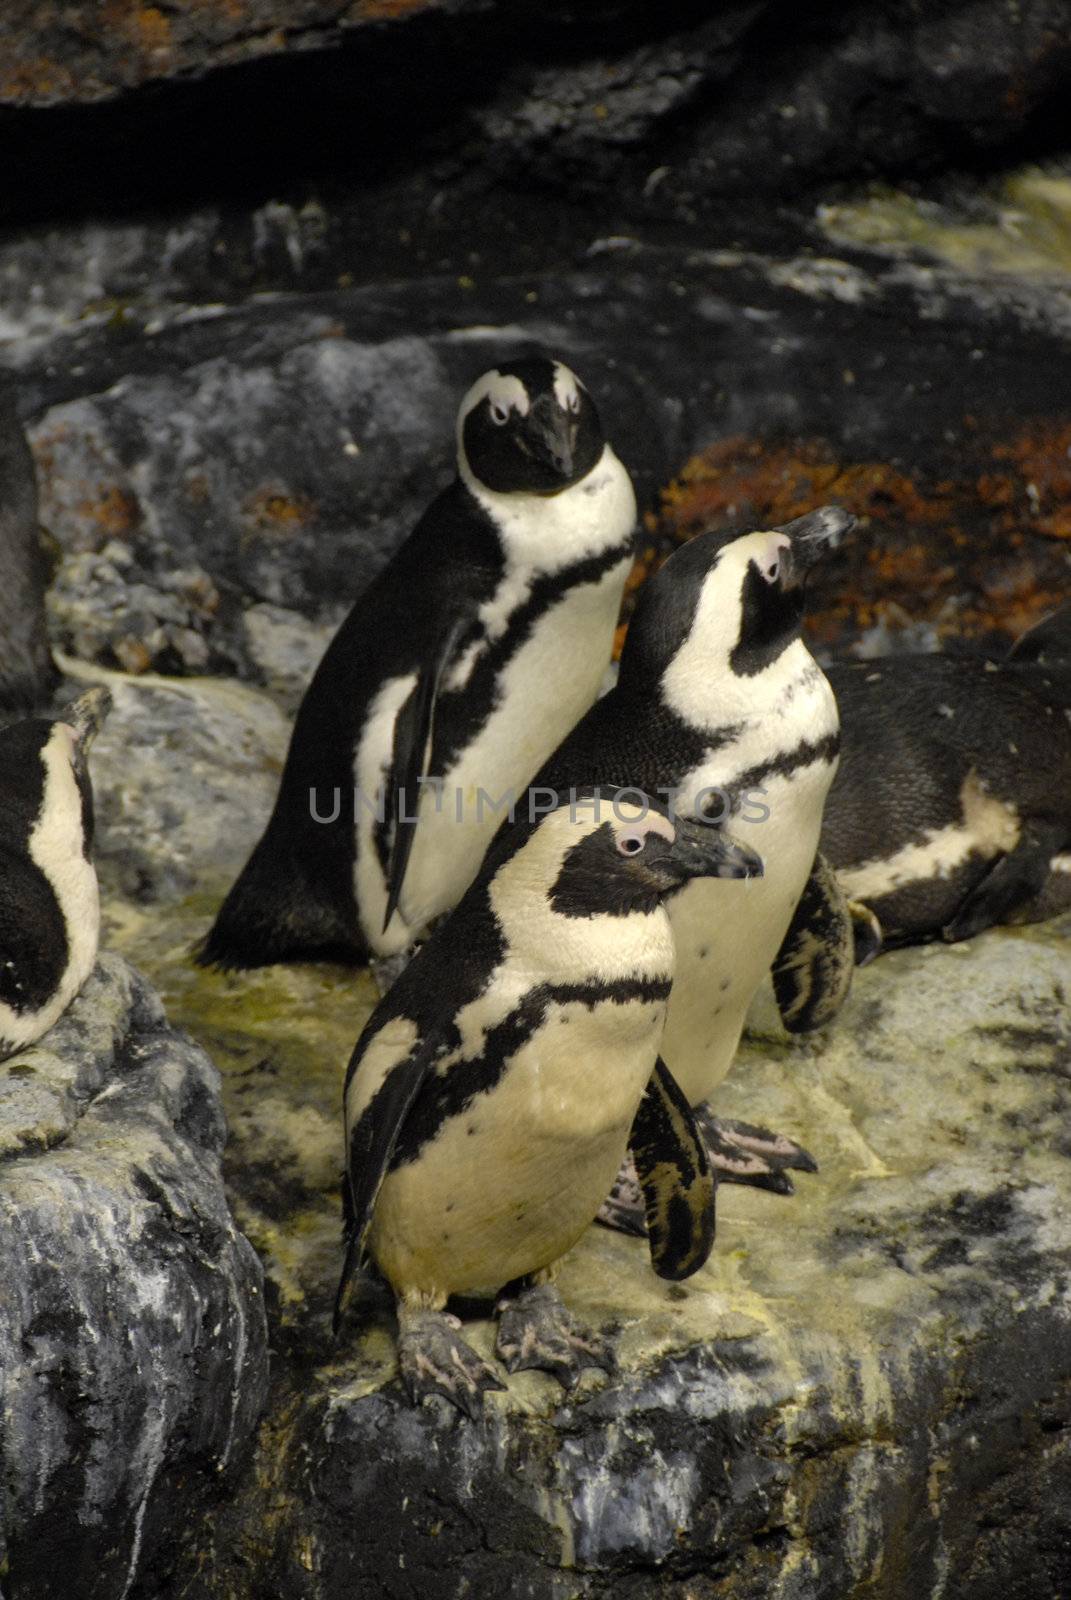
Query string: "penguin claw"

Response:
xmin=495 ymin=1285 xmax=617 ymax=1389
xmin=695 ymin=1109 xmax=818 ymax=1191
xmin=396 ymin=1310 xmax=505 ymax=1420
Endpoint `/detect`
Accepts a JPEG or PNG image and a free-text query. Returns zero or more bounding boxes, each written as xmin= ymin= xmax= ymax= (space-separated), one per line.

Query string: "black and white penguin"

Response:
xmin=0 ymin=389 xmax=56 ymax=714
xmin=335 ymin=792 xmax=762 ymax=1417
xmin=0 ymin=687 xmax=111 ymax=1062
xmin=532 ymin=508 xmax=863 ymax=1205
xmin=200 ymin=356 xmax=637 ymax=970
xmin=821 ymin=600 xmax=1071 ymax=945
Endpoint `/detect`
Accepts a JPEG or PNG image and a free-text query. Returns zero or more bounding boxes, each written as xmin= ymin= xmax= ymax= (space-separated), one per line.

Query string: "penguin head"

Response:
xmin=457 ymin=357 xmax=605 ymax=495
xmin=620 ymin=505 xmax=853 ymax=711
xmin=535 ymin=792 xmax=763 ymax=918
xmin=0 ymin=688 xmax=111 ymax=855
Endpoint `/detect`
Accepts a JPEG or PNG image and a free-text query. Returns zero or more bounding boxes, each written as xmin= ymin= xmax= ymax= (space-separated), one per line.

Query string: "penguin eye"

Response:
xmin=616 ymin=830 xmax=646 ymax=857
xmin=489 ymin=402 xmax=509 ymax=426
xmin=760 ymin=556 xmax=781 ymax=584
xmin=566 ymin=391 xmax=581 ymax=414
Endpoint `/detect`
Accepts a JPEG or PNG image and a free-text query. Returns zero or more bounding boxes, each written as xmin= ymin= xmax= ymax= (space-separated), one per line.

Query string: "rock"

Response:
xmin=0 ymin=1 xmax=1068 ymax=223
xmin=5 ymin=186 xmax=1070 ymax=661
xmin=0 ymin=951 xmax=270 ymax=1600
xmin=0 ymin=385 xmax=55 ymax=712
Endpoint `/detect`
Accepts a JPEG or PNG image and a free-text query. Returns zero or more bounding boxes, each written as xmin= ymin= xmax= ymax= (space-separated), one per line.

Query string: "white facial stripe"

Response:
xmin=611 ymin=805 xmax=675 ymax=845
xmin=456 ymin=370 xmax=530 ymax=429
xmin=552 ymin=362 xmax=581 ymax=412
xmin=662 ymin=530 xmax=795 ymax=726
xmin=839 ymin=771 xmax=1021 ymax=901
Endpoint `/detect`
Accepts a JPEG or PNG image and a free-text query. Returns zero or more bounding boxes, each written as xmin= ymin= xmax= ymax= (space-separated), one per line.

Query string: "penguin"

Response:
xmin=529 ymin=507 xmax=869 ymax=1212
xmin=200 ymin=356 xmax=637 ymax=971
xmin=0 ymin=388 xmax=57 ymax=714
xmin=820 ymin=600 xmax=1071 ymax=946
xmin=0 ymin=687 xmax=111 ymax=1062
xmin=335 ymin=791 xmax=762 ymax=1417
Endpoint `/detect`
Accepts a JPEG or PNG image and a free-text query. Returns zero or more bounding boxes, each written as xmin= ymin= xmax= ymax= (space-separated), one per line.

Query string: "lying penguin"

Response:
xmin=822 ymin=601 xmax=1071 ymax=945
xmin=532 ymin=508 xmax=866 ymax=1210
xmin=335 ymin=791 xmax=761 ymax=1417
xmin=0 ymin=687 xmax=111 ymax=1062
xmin=200 ymin=356 xmax=637 ymax=970
xmin=0 ymin=389 xmax=56 ymax=715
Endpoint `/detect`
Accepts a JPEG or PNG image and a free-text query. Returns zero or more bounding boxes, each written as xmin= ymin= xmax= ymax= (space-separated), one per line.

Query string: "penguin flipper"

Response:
xmin=628 ymin=1057 xmax=716 ymax=1282
xmin=942 ymin=822 xmax=1067 ymax=943
xmin=382 ymin=615 xmax=470 ymax=934
xmin=771 ymin=851 xmax=859 ymax=1034
xmin=334 ymin=1035 xmax=438 ymax=1332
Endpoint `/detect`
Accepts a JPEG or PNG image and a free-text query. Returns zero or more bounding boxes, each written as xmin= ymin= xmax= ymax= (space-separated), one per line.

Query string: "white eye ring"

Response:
xmin=762 ymin=557 xmax=780 ymax=583
xmin=617 ymin=831 xmax=646 ymax=857
xmin=490 ymin=403 xmax=509 ymax=425
xmin=567 ymin=392 xmax=581 ymax=413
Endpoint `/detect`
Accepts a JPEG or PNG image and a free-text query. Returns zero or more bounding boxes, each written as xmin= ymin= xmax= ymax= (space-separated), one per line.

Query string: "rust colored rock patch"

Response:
xmin=652 ymin=428 xmax=1071 ymax=656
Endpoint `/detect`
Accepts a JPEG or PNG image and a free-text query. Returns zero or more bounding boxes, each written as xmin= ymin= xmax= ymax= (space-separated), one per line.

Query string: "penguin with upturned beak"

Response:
xmin=335 ymin=791 xmax=761 ymax=1417
xmin=200 ymin=356 xmax=637 ymax=971
xmin=0 ymin=688 xmax=111 ymax=1061
xmin=822 ymin=601 xmax=1071 ymax=945
xmin=530 ymin=508 xmax=872 ymax=1215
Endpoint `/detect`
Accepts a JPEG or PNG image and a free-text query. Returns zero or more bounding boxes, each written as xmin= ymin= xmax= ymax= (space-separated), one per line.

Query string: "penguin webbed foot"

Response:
xmin=396 ymin=1308 xmax=505 ymax=1420
xmin=495 ymin=1283 xmax=617 ymax=1390
xmin=596 ymin=1162 xmax=648 ymax=1237
xmin=695 ymin=1108 xmax=818 ymax=1196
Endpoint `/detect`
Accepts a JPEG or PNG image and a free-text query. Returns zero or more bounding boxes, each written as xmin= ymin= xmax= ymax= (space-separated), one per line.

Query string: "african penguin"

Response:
xmin=200 ymin=356 xmax=637 ymax=970
xmin=821 ymin=600 xmax=1071 ymax=945
xmin=532 ymin=507 xmax=863 ymax=1207
xmin=335 ymin=791 xmax=762 ymax=1417
xmin=0 ymin=687 xmax=111 ymax=1062
xmin=0 ymin=389 xmax=56 ymax=714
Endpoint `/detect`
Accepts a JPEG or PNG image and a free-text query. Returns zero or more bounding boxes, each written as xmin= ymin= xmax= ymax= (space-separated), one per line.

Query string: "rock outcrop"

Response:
xmin=0 ymin=954 xmax=269 ymax=1600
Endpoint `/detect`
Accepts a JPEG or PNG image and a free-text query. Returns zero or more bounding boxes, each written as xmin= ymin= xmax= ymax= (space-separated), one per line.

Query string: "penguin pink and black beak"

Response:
xmin=61 ymin=686 xmax=112 ymax=778
xmin=651 ymin=815 xmax=764 ymax=894
xmin=775 ymin=506 xmax=855 ymax=588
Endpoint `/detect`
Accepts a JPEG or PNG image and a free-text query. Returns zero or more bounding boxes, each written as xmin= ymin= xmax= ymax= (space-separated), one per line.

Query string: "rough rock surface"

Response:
xmin=1 ymin=1 xmax=1069 ymax=223
xmin=0 ymin=951 xmax=270 ymax=1600
xmin=46 ymin=661 xmax=1068 ymax=1599
xmin=5 ymin=171 xmax=1071 ymax=663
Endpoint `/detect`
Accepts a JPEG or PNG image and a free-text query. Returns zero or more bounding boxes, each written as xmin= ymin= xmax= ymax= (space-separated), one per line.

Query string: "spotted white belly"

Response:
xmin=369 ymin=992 xmax=666 ymax=1301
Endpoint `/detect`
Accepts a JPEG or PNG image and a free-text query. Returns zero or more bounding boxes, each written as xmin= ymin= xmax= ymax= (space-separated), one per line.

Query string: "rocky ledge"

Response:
xmin=0 ymin=953 xmax=269 ymax=1600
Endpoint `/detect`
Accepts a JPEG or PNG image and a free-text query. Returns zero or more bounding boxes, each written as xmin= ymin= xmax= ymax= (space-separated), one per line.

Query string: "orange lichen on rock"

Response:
xmin=243 ymin=488 xmax=316 ymax=532
xmin=76 ymin=486 xmax=141 ymax=538
xmin=653 ymin=427 xmax=1071 ymax=654
xmin=353 ymin=0 xmax=439 ymax=18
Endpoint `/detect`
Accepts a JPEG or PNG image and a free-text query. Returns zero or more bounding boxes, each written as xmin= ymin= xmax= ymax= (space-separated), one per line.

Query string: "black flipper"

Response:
xmin=382 ymin=615 xmax=470 ymax=934
xmin=628 ymin=1058 xmax=716 ymax=1281
xmin=333 ymin=1035 xmax=438 ymax=1332
xmin=772 ymin=852 xmax=856 ymax=1034
xmin=943 ymin=822 xmax=1068 ymax=943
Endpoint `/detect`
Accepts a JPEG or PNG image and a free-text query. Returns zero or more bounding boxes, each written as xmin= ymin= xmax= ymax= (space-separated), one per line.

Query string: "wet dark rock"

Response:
xmin=0 ymin=953 xmax=269 ymax=1600
xmin=0 ymin=385 xmax=55 ymax=712
xmin=1 ymin=2 xmax=1069 ymax=225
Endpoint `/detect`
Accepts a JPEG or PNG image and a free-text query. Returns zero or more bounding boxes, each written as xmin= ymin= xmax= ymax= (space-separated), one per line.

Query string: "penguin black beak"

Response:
xmin=64 ymin=686 xmax=113 ymax=752
xmin=778 ymin=506 xmax=855 ymax=585
xmin=529 ymin=397 xmax=574 ymax=480
xmin=663 ymin=816 xmax=764 ymax=888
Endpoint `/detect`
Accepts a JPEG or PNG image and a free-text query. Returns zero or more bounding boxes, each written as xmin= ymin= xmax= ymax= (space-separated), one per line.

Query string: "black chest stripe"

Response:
xmin=430 ymin=539 xmax=635 ymax=775
xmin=387 ymin=974 xmax=670 ymax=1171
xmin=717 ymin=731 xmax=841 ymax=812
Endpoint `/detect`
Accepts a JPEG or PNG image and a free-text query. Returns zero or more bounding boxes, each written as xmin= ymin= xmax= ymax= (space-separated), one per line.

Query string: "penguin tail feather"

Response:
xmin=195 ymin=836 xmax=366 ymax=970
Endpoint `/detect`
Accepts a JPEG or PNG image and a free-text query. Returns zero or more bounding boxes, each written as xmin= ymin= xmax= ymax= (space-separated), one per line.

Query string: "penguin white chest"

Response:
xmin=661 ymin=668 xmax=839 ymax=1106
xmin=369 ymin=991 xmax=667 ymax=1300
